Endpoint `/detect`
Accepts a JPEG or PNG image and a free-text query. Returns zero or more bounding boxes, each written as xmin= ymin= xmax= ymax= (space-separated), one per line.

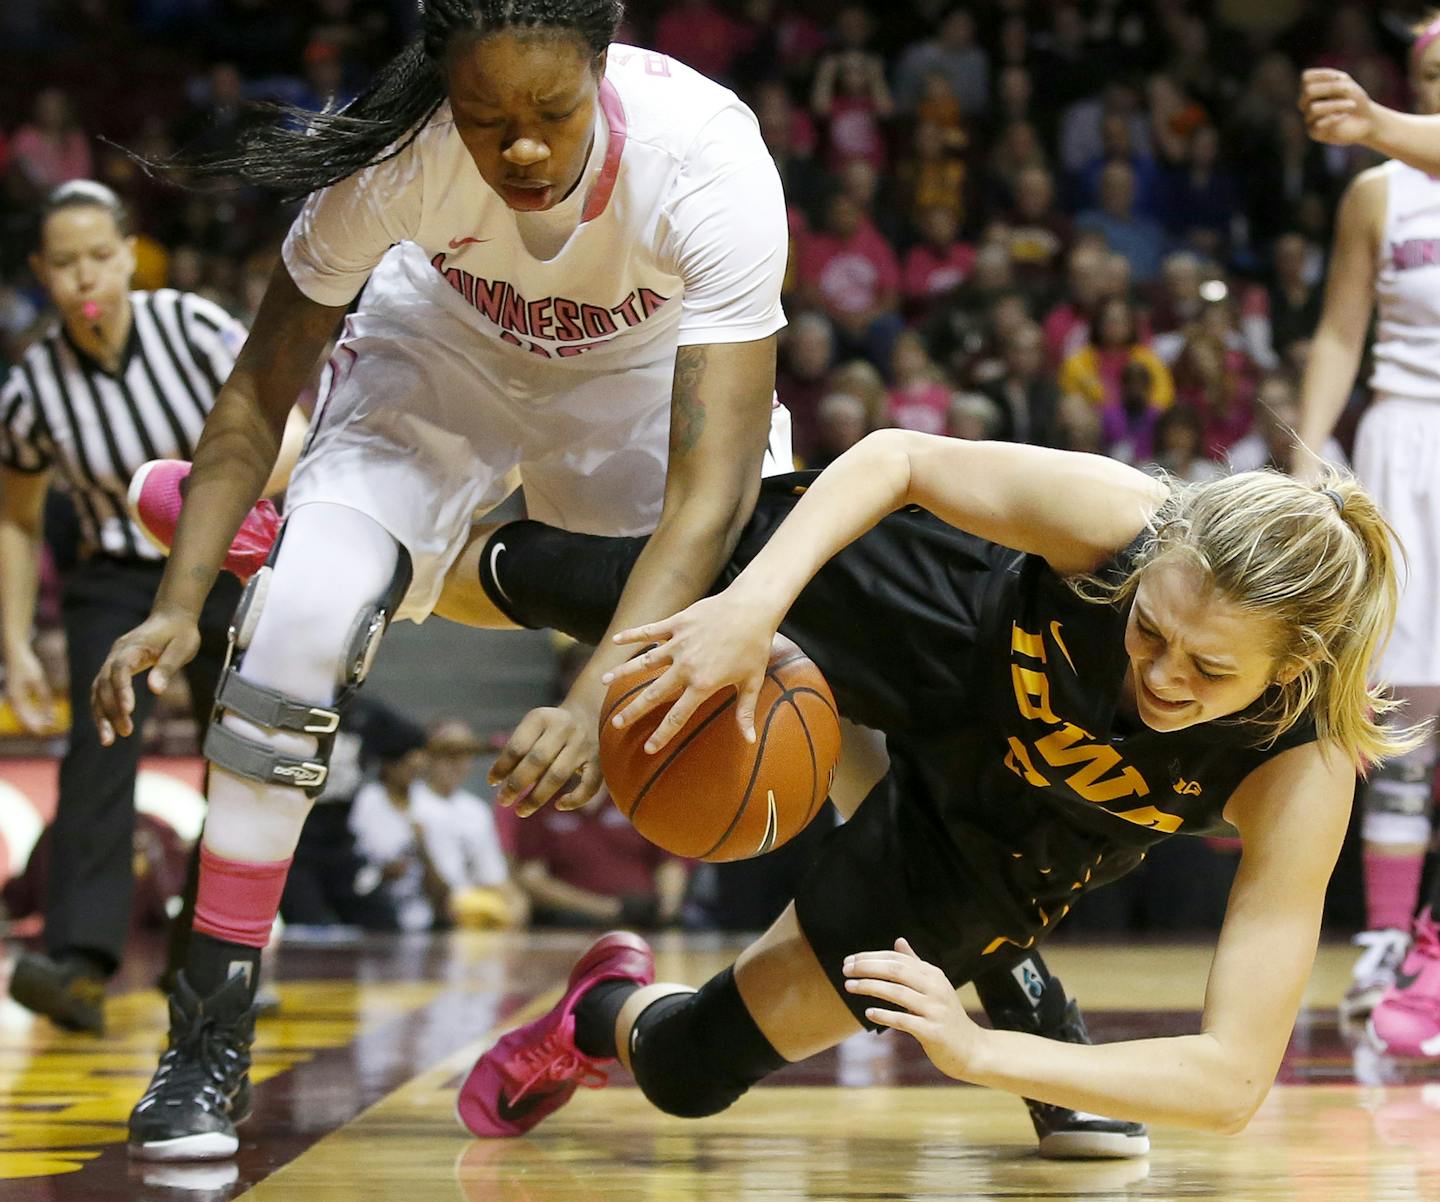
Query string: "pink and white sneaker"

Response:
xmin=457 ymin=931 xmax=654 ymax=1138
xmin=1369 ymin=908 xmax=1440 ymax=1058
xmin=128 ymin=459 xmax=280 ymax=583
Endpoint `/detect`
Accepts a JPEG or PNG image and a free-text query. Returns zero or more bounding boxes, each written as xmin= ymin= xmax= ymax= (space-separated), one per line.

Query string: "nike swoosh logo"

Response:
xmin=1394 ymin=967 xmax=1422 ymax=991
xmin=496 ymin=1089 xmax=544 ymax=1123
xmin=489 ymin=541 xmax=514 ymax=605
xmin=448 ymin=236 xmax=490 ymax=249
xmin=1049 ymin=621 xmax=1076 ymax=673
xmin=756 ymin=789 xmax=779 ymax=856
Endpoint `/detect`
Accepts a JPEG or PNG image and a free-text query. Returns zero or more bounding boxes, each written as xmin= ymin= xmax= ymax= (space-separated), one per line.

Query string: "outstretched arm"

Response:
xmin=609 ymin=434 xmax=1165 ymax=749
xmin=1301 ymin=68 xmax=1440 ymax=176
xmin=846 ymin=741 xmax=1353 ymax=1132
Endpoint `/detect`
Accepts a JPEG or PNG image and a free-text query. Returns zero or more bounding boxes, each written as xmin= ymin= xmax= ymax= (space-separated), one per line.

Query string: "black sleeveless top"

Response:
xmin=883 ymin=532 xmax=1318 ymax=940
xmin=740 ymin=478 xmax=1320 ymax=938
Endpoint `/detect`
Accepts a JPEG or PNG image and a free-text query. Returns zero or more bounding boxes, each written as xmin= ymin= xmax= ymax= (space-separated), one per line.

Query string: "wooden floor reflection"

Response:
xmin=3 ymin=930 xmax=1439 ymax=1201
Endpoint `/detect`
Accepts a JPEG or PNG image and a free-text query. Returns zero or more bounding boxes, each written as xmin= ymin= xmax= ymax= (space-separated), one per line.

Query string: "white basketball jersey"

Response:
xmin=283 ymin=45 xmax=788 ymax=366
xmin=1372 ymin=160 xmax=1440 ymax=402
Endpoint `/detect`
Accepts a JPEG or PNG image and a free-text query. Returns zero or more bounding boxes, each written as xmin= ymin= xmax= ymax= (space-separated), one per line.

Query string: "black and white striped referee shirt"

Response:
xmin=0 ymin=290 xmax=245 ymax=560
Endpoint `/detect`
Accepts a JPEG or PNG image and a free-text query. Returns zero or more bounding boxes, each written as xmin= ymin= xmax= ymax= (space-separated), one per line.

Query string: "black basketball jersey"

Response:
xmin=726 ymin=475 xmax=1320 ymax=945
xmin=881 ymin=534 xmax=1318 ymax=945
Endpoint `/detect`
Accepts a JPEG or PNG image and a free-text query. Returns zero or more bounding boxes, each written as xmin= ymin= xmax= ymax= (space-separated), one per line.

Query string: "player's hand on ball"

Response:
xmin=489 ymin=699 xmax=605 ymax=817
xmin=606 ymin=589 xmax=779 ymax=753
xmin=844 ymin=939 xmax=984 ymax=1081
xmin=1299 ymin=68 xmax=1376 ymax=146
xmin=91 ymin=609 xmax=202 ymax=746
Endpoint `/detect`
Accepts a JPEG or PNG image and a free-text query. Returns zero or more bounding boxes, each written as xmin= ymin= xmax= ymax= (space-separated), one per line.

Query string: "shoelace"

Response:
xmin=142 ymin=1019 xmax=246 ymax=1115
xmin=505 ymin=1031 xmax=608 ymax=1105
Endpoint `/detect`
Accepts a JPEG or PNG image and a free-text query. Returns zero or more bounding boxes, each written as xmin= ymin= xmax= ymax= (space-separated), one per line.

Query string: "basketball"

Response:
xmin=598 ymin=634 xmax=842 ymax=862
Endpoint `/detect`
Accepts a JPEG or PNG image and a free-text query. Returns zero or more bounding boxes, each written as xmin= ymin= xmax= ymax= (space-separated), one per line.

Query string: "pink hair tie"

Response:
xmin=1413 ymin=18 xmax=1440 ymax=68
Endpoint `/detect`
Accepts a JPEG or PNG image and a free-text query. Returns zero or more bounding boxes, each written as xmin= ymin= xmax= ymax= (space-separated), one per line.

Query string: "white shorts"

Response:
xmin=286 ymin=247 xmax=793 ymax=622
xmin=1353 ymin=395 xmax=1440 ymax=686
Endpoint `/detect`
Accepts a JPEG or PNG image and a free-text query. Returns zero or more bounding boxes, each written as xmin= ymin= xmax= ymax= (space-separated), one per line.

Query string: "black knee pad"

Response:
xmin=628 ymin=967 xmax=787 ymax=1119
xmin=478 ymin=521 xmax=647 ymax=645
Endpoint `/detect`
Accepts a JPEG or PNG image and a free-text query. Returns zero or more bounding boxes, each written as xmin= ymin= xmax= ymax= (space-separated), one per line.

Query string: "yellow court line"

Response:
xmin=0 ymin=980 xmax=446 ymax=1182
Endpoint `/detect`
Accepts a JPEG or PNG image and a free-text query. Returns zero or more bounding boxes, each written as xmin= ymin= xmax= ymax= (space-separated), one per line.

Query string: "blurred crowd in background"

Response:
xmin=0 ymin=0 xmax=1428 ymax=941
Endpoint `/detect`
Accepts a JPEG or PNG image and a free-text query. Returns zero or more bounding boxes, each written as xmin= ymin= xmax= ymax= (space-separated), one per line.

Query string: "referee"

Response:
xmin=0 ymin=181 xmax=296 ymax=1033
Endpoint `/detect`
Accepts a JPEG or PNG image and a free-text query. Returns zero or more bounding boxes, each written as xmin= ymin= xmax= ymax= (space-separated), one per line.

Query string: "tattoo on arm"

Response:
xmin=670 ymin=345 xmax=708 ymax=457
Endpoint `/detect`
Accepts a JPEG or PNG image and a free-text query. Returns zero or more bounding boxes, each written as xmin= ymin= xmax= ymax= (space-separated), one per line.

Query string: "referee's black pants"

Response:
xmin=45 ymin=557 xmax=240 ymax=976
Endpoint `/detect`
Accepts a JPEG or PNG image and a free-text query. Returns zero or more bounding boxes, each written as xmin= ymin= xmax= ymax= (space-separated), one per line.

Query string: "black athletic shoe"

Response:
xmin=128 ymin=971 xmax=256 ymax=1161
xmin=989 ymin=972 xmax=1150 ymax=1160
xmin=9 ymin=951 xmax=106 ymax=1034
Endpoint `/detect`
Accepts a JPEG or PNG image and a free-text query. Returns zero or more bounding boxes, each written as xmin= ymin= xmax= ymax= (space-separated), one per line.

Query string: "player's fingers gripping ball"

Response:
xmin=599 ymin=635 xmax=842 ymax=861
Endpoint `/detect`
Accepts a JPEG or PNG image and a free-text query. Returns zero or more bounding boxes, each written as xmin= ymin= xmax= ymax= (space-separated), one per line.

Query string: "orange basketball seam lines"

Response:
xmin=626 ymin=693 xmax=738 ymax=823
xmin=786 ymin=694 xmax=822 ymax=832
xmin=695 ymin=669 xmax=792 ymax=862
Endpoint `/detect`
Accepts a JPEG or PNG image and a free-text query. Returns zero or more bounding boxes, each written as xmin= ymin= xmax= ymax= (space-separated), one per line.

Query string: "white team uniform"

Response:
xmin=1360 ymin=161 xmax=1440 ymax=685
xmin=282 ymin=46 xmax=791 ymax=620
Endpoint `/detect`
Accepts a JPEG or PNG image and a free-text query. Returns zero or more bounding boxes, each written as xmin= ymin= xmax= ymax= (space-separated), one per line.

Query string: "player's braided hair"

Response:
xmin=153 ymin=0 xmax=622 ymax=200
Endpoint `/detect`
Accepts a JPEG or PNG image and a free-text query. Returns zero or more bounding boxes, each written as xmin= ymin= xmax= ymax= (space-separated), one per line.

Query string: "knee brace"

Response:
xmin=203 ymin=528 xmax=413 ymax=796
xmin=1362 ymin=742 xmax=1438 ymax=847
xmin=628 ymin=967 xmax=787 ymax=1119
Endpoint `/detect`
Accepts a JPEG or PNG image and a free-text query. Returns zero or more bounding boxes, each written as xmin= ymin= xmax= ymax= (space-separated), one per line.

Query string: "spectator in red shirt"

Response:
xmin=797 ymin=192 xmax=904 ymax=368
xmin=1173 ymin=327 xmax=1255 ymax=459
xmin=11 ymin=88 xmax=93 ymax=190
xmin=902 ymin=203 xmax=974 ymax=321
xmin=775 ymin=312 xmax=835 ymax=462
xmin=1042 ymin=239 xmax=1109 ymax=366
xmin=496 ymin=790 xmax=688 ymax=930
xmin=810 ymin=6 xmax=893 ymax=172
xmin=652 ymin=0 xmax=746 ymax=85
xmin=885 ymin=330 xmax=952 ymax=435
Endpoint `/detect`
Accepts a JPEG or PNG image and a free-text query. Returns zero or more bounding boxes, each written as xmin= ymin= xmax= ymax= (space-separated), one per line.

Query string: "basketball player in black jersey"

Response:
xmin=438 ymin=432 xmax=1416 ymax=1145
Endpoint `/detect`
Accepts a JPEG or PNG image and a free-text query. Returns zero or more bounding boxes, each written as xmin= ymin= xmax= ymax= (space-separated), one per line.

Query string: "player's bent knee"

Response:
xmin=629 ymin=967 xmax=787 ymax=1119
xmin=203 ymin=527 xmax=413 ymax=797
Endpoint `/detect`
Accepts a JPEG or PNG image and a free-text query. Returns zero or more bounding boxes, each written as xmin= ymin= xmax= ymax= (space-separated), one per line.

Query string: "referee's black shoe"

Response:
xmin=989 ymin=973 xmax=1151 ymax=1160
xmin=9 ymin=951 xmax=106 ymax=1034
xmin=128 ymin=971 xmax=256 ymax=1161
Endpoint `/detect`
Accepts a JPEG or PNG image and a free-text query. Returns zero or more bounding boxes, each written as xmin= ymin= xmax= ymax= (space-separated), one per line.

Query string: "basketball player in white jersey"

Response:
xmin=87 ymin=0 xmax=806 ymax=1160
xmin=1297 ymin=21 xmax=1440 ymax=1049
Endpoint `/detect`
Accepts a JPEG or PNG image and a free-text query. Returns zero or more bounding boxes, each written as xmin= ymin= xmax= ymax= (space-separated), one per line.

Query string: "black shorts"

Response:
xmin=479 ymin=472 xmax=1021 ymax=736
xmin=790 ymin=750 xmax=1044 ymax=1026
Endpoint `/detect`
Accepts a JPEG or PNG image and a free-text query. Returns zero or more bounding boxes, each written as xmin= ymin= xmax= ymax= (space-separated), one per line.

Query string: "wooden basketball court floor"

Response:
xmin=3 ymin=930 xmax=1439 ymax=1201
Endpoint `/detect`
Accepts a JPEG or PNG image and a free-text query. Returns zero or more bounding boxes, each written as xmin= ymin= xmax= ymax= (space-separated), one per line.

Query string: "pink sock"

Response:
xmin=1364 ymin=849 xmax=1425 ymax=931
xmin=193 ymin=845 xmax=293 ymax=948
